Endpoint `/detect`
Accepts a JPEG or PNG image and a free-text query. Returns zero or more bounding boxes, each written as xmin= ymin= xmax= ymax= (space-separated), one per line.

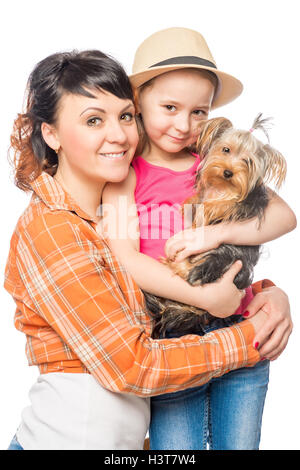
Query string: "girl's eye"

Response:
xmin=87 ymin=117 xmax=102 ymax=127
xmin=222 ymin=147 xmax=230 ymax=153
xmin=120 ymin=112 xmax=134 ymax=122
xmin=193 ymin=110 xmax=207 ymax=117
xmin=165 ymin=105 xmax=176 ymax=112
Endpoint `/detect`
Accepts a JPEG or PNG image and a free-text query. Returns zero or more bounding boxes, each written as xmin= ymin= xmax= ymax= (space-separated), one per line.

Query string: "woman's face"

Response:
xmin=45 ymin=88 xmax=138 ymax=185
xmin=138 ymin=69 xmax=215 ymax=154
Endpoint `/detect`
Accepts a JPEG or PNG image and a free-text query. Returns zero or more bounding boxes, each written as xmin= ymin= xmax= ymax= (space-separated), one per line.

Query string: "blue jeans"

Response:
xmin=150 ymin=316 xmax=270 ymax=450
xmin=7 ymin=434 xmax=24 ymax=450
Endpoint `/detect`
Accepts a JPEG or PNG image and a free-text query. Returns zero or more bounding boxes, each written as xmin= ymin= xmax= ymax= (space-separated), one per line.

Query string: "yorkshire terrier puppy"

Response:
xmin=145 ymin=114 xmax=287 ymax=339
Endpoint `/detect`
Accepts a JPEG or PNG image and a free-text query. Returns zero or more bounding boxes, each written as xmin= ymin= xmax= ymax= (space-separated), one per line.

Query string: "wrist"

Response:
xmin=214 ymin=319 xmax=260 ymax=368
xmin=195 ymin=284 xmax=226 ymax=316
xmin=219 ymin=222 xmax=233 ymax=244
xmin=191 ymin=283 xmax=212 ymax=311
xmin=248 ymin=309 xmax=268 ymax=334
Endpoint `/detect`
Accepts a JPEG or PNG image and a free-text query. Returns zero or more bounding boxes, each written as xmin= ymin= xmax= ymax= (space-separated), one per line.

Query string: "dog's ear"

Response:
xmin=262 ymin=144 xmax=287 ymax=188
xmin=196 ymin=118 xmax=233 ymax=157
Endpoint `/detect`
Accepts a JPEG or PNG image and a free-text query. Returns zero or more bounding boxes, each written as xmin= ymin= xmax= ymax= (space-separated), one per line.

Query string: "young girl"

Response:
xmin=102 ymin=28 xmax=296 ymax=450
xmin=5 ymin=49 xmax=275 ymax=451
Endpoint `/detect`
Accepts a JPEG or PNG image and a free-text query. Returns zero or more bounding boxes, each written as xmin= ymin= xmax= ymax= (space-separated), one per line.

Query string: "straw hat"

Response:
xmin=130 ymin=27 xmax=243 ymax=109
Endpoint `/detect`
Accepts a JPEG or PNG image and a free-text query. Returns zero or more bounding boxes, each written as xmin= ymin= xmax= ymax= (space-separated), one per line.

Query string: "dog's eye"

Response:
xmin=222 ymin=147 xmax=230 ymax=153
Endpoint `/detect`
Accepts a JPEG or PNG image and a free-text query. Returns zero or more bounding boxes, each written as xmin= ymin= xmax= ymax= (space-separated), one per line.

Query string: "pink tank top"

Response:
xmin=132 ymin=154 xmax=200 ymax=260
xmin=131 ymin=154 xmax=253 ymax=315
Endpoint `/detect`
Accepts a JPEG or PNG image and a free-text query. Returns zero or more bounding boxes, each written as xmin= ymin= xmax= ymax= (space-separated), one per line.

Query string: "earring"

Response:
xmin=55 ymin=146 xmax=60 ymax=154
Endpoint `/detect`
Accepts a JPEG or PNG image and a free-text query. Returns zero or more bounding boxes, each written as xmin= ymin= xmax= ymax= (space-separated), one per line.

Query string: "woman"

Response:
xmin=5 ymin=49 xmax=291 ymax=450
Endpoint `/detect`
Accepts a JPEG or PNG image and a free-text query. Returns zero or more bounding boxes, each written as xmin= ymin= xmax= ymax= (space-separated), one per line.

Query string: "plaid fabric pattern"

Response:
xmin=4 ymin=172 xmax=260 ymax=396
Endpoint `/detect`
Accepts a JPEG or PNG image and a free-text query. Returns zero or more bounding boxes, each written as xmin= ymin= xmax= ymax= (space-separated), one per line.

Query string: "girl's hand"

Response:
xmin=165 ymin=225 xmax=224 ymax=262
xmin=201 ymin=260 xmax=245 ymax=318
xmin=242 ymin=286 xmax=292 ymax=360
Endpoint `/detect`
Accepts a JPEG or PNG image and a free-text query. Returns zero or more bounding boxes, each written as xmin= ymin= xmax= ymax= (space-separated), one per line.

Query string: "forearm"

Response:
xmin=113 ymin=244 xmax=211 ymax=310
xmin=121 ymin=319 xmax=260 ymax=396
xmin=222 ymin=192 xmax=296 ymax=246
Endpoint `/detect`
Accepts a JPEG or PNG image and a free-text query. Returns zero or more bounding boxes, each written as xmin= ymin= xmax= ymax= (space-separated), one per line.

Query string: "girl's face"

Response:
xmin=43 ymin=88 xmax=138 ymax=185
xmin=138 ymin=69 xmax=215 ymax=155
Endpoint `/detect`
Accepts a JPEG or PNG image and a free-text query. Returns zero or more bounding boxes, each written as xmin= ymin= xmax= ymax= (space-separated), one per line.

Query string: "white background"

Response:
xmin=0 ymin=0 xmax=299 ymax=450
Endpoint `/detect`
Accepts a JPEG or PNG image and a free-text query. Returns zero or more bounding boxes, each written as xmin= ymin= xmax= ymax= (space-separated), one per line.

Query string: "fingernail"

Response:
xmin=255 ymin=342 xmax=259 ymax=349
xmin=243 ymin=311 xmax=249 ymax=317
xmin=261 ymin=357 xmax=266 ymax=361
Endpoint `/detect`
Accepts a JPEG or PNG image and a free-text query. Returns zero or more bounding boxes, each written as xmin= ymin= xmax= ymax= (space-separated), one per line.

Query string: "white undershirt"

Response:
xmin=16 ymin=373 xmax=150 ymax=450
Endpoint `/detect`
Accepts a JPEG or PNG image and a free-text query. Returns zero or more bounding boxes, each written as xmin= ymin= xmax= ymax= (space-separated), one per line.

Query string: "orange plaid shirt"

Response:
xmin=4 ymin=172 xmax=262 ymax=397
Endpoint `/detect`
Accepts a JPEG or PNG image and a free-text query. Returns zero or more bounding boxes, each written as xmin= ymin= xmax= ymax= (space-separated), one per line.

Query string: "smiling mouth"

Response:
xmin=99 ymin=151 xmax=126 ymax=159
xmin=167 ymin=135 xmax=186 ymax=142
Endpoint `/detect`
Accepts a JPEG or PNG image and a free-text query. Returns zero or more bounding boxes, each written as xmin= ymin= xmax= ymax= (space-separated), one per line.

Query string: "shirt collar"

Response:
xmin=30 ymin=172 xmax=99 ymax=224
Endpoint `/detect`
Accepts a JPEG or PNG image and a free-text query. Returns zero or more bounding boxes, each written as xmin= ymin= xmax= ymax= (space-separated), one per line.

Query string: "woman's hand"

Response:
xmin=165 ymin=225 xmax=224 ymax=261
xmin=243 ymin=286 xmax=292 ymax=360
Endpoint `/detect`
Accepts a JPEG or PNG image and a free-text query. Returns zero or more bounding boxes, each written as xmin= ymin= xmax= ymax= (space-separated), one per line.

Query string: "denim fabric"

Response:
xmin=150 ymin=316 xmax=270 ymax=450
xmin=7 ymin=434 xmax=24 ymax=450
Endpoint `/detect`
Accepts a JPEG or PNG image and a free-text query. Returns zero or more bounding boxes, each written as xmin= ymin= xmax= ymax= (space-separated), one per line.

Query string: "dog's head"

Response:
xmin=195 ymin=115 xmax=287 ymax=202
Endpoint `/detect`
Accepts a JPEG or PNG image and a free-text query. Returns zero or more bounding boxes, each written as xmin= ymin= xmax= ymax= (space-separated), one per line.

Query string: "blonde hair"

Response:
xmin=134 ymin=68 xmax=218 ymax=156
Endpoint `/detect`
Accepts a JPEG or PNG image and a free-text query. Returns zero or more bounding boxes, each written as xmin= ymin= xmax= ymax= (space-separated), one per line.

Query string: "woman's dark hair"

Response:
xmin=10 ymin=50 xmax=134 ymax=191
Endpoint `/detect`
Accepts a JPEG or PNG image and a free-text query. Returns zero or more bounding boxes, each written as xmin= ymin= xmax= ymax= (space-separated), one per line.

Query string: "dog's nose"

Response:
xmin=223 ymin=169 xmax=233 ymax=179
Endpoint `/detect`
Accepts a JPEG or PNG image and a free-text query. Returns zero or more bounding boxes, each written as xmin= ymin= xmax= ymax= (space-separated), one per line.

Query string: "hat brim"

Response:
xmin=129 ymin=64 xmax=243 ymax=110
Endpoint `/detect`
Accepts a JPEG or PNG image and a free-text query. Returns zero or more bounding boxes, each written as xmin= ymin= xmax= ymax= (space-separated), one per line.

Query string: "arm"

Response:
xmin=14 ymin=211 xmax=261 ymax=396
xmin=101 ymin=167 xmax=244 ymax=318
xmin=222 ymin=189 xmax=297 ymax=246
xmin=166 ymin=189 xmax=297 ymax=261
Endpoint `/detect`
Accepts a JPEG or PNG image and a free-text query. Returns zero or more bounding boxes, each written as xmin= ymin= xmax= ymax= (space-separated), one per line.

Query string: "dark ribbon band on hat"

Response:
xmin=149 ymin=56 xmax=217 ymax=69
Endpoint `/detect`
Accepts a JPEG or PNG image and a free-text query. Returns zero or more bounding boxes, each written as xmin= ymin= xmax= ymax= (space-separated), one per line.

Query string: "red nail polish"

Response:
xmin=255 ymin=342 xmax=259 ymax=349
xmin=243 ymin=311 xmax=249 ymax=317
xmin=261 ymin=357 xmax=266 ymax=361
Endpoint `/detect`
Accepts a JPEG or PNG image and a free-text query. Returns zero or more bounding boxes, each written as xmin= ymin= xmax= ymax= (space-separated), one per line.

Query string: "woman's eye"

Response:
xmin=165 ymin=105 xmax=176 ymax=112
xmin=120 ymin=112 xmax=134 ymax=122
xmin=222 ymin=147 xmax=230 ymax=153
xmin=87 ymin=117 xmax=102 ymax=126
